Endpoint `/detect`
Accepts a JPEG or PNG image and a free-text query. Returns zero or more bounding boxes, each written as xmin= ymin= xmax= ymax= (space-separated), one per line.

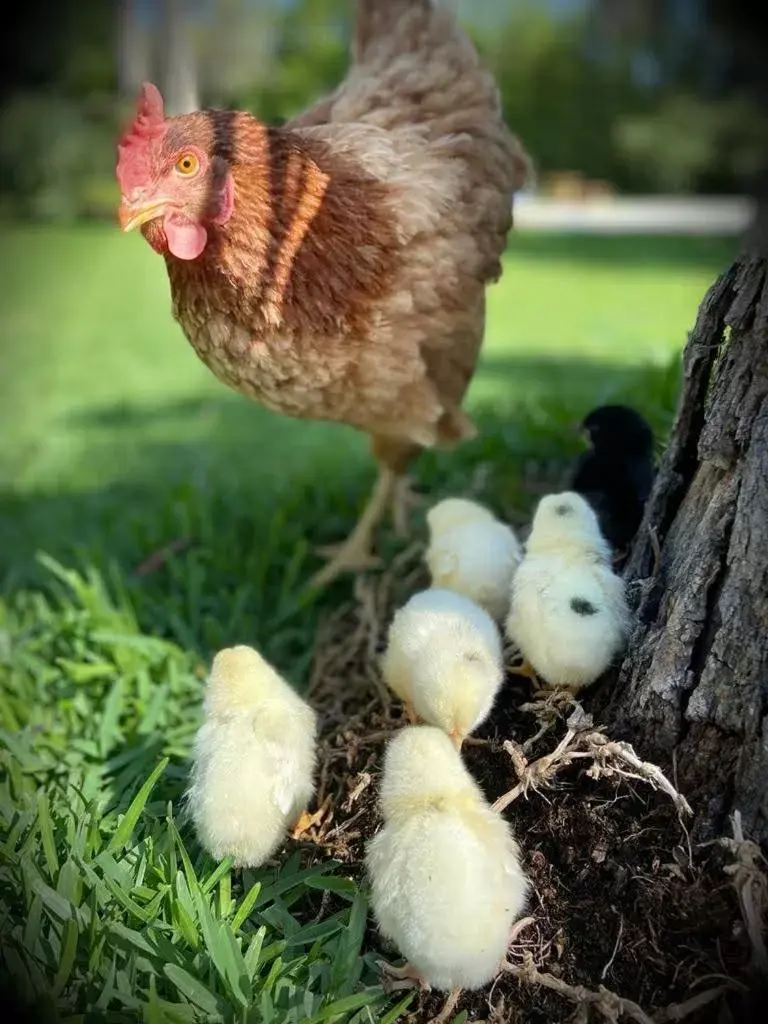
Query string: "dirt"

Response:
xmin=289 ymin=544 xmax=765 ymax=1024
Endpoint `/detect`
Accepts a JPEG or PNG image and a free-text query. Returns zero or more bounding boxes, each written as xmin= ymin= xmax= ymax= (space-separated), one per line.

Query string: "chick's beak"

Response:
xmin=118 ymin=197 xmax=171 ymax=232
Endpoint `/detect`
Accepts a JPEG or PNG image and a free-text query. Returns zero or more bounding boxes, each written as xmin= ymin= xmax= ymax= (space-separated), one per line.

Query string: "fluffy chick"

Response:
xmin=186 ymin=645 xmax=317 ymax=867
xmin=366 ymin=725 xmax=529 ymax=998
xmin=571 ymin=404 xmax=656 ymax=552
xmin=425 ymin=497 xmax=523 ymax=621
xmin=506 ymin=492 xmax=631 ymax=692
xmin=381 ymin=588 xmax=503 ymax=747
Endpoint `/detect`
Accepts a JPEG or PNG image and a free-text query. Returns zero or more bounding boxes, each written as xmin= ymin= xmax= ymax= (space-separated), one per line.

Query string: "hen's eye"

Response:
xmin=175 ymin=153 xmax=199 ymax=176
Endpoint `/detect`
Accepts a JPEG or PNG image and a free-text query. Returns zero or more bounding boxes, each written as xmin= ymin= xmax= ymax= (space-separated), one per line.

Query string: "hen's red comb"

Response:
xmin=116 ymin=82 xmax=166 ymax=193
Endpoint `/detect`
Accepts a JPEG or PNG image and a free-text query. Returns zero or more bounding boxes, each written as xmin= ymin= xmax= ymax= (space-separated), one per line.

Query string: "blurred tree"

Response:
xmin=251 ymin=0 xmax=350 ymax=123
xmin=117 ymin=0 xmax=151 ymax=98
xmin=615 ymin=93 xmax=768 ymax=193
xmin=198 ymin=0 xmax=279 ymax=108
xmin=476 ymin=2 xmax=645 ymax=190
xmin=158 ymin=0 xmax=200 ymax=114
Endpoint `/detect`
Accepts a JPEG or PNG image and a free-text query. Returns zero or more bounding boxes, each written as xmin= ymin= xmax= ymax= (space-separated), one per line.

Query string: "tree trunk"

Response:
xmin=603 ymin=226 xmax=768 ymax=846
xmin=116 ymin=0 xmax=149 ymax=98
xmin=158 ymin=0 xmax=199 ymax=115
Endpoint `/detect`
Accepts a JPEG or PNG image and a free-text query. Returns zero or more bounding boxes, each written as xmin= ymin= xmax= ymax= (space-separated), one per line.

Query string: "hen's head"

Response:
xmin=116 ymin=83 xmax=235 ymax=260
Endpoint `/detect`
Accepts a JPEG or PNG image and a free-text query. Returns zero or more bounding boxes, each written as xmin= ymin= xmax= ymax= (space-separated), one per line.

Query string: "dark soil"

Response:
xmin=292 ymin=545 xmax=763 ymax=1024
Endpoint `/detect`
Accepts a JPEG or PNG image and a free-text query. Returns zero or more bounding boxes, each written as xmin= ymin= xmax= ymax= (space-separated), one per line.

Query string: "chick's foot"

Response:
xmin=507 ymin=657 xmax=540 ymax=683
xmin=378 ymin=960 xmax=431 ymax=993
xmin=289 ymin=801 xmax=328 ymax=841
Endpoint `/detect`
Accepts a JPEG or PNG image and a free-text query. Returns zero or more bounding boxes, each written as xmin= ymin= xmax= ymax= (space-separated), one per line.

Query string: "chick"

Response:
xmin=425 ymin=497 xmax=523 ymax=621
xmin=366 ymin=725 xmax=529 ymax=1015
xmin=570 ymin=404 xmax=656 ymax=552
xmin=506 ymin=491 xmax=631 ymax=692
xmin=186 ymin=645 xmax=317 ymax=867
xmin=381 ymin=588 xmax=503 ymax=747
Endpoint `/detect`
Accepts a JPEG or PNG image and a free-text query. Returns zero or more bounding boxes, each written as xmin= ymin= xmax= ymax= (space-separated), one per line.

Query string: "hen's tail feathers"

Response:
xmin=354 ymin=0 xmax=433 ymax=63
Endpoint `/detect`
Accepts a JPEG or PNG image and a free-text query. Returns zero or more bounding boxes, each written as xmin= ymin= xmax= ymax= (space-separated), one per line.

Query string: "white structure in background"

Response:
xmin=513 ymin=194 xmax=755 ymax=235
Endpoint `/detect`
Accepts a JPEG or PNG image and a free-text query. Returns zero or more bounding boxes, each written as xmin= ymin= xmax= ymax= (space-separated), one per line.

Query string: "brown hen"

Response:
xmin=115 ymin=0 xmax=528 ymax=587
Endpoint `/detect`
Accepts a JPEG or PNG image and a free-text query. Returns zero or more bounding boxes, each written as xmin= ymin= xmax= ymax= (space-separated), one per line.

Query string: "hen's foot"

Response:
xmin=378 ymin=960 xmax=431 ymax=994
xmin=390 ymin=475 xmax=424 ymax=538
xmin=308 ymin=535 xmax=381 ymax=588
xmin=308 ymin=468 xmax=396 ymax=588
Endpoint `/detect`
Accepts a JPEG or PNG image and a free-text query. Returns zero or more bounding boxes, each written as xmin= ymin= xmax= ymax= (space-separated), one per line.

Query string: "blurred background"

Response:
xmin=1 ymin=0 xmax=765 ymax=220
xmin=0 ymin=0 xmax=762 ymax=634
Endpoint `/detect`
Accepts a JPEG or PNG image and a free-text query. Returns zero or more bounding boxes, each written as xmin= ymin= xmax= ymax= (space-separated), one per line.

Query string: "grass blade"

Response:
xmin=107 ymin=757 xmax=168 ymax=854
xmin=163 ymin=964 xmax=223 ymax=1018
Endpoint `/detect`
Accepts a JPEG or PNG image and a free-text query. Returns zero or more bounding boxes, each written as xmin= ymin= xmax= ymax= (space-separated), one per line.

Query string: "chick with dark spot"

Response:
xmin=570 ymin=404 xmax=656 ymax=552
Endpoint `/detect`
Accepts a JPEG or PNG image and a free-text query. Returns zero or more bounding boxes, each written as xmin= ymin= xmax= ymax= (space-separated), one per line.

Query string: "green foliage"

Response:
xmin=0 ymin=93 xmax=120 ymax=222
xmin=477 ymin=5 xmax=646 ymax=188
xmin=614 ymin=93 xmax=768 ymax=193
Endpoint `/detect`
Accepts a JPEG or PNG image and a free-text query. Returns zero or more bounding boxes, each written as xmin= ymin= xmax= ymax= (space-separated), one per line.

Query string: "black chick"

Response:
xmin=570 ymin=404 xmax=656 ymax=552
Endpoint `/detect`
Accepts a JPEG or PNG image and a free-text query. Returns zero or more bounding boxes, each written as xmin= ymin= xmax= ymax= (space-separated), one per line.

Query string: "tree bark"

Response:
xmin=603 ymin=229 xmax=768 ymax=846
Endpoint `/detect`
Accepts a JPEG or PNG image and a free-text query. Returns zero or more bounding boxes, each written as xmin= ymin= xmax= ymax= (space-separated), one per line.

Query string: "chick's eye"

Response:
xmin=175 ymin=153 xmax=199 ymax=176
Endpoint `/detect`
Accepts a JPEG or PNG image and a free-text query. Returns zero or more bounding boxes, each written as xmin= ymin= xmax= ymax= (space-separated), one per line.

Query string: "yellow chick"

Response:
xmin=186 ymin=645 xmax=317 ymax=867
xmin=366 ymin=725 xmax=529 ymax=1006
xmin=506 ymin=491 xmax=631 ymax=692
xmin=425 ymin=497 xmax=523 ymax=621
xmin=381 ymin=588 xmax=504 ymax=748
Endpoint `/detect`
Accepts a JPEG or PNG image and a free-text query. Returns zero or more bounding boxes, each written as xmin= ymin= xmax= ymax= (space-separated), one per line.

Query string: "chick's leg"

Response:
xmin=378 ymin=960 xmax=431 ymax=993
xmin=308 ymin=466 xmax=397 ymax=588
xmin=507 ymin=657 xmax=539 ymax=683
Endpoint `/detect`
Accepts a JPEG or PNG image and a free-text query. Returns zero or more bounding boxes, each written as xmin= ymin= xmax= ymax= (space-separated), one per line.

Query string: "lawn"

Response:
xmin=0 ymin=225 xmax=736 ymax=1022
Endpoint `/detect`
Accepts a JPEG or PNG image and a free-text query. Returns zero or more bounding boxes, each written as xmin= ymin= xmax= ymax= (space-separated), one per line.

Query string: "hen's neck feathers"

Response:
xmin=161 ymin=113 xmax=402 ymax=337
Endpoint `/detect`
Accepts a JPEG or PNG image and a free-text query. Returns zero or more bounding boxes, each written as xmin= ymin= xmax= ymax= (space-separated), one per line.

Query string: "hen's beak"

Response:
xmin=118 ymin=198 xmax=171 ymax=232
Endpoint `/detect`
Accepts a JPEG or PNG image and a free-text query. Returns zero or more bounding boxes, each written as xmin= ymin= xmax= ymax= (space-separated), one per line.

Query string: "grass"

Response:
xmin=0 ymin=224 xmax=736 ymax=1022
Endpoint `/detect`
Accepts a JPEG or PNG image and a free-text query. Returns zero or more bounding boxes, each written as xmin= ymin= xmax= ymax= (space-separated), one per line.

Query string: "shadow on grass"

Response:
xmin=507 ymin=232 xmax=737 ymax=271
xmin=0 ymin=351 xmax=681 ymax=653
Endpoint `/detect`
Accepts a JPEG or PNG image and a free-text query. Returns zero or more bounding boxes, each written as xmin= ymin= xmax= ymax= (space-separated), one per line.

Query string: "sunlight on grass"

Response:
xmin=0 ymin=226 xmax=733 ymax=570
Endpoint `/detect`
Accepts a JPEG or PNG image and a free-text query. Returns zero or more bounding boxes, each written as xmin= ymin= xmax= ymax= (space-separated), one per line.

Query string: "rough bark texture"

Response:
xmin=604 ymin=235 xmax=768 ymax=847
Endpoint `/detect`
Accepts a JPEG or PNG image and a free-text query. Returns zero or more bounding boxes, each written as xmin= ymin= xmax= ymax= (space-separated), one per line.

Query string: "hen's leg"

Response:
xmin=308 ymin=466 xmax=396 ymax=588
xmin=373 ymin=437 xmax=423 ymax=539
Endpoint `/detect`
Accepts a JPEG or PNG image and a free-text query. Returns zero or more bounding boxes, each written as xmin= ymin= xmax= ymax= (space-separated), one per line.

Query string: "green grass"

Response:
xmin=0 ymin=224 xmax=735 ymax=1022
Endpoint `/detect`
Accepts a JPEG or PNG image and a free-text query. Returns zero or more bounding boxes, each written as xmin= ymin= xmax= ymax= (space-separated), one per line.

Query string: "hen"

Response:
xmin=115 ymin=0 xmax=528 ymax=586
